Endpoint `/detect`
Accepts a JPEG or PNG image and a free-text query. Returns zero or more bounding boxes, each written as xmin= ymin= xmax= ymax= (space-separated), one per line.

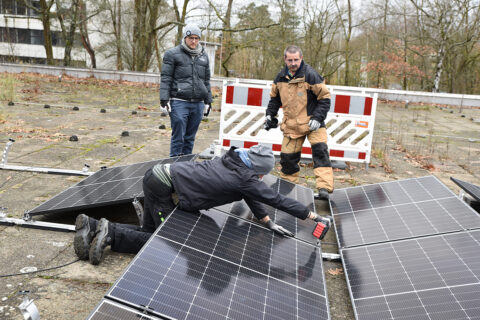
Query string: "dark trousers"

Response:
xmin=111 ymin=168 xmax=175 ymax=254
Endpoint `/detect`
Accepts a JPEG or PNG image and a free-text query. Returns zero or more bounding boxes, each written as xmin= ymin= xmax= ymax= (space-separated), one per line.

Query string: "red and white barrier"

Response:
xmin=218 ymin=81 xmax=378 ymax=164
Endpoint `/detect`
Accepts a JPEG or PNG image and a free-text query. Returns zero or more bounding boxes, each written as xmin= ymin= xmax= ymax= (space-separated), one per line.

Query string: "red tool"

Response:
xmin=312 ymin=221 xmax=329 ymax=246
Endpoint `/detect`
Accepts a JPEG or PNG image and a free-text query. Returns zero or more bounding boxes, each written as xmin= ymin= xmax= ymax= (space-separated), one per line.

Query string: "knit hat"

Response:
xmin=183 ymin=24 xmax=201 ymax=39
xmin=248 ymin=145 xmax=275 ymax=175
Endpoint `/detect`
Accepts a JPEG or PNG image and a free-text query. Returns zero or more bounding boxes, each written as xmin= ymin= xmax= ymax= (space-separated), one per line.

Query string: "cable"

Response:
xmin=0 ymin=258 xmax=80 ymax=278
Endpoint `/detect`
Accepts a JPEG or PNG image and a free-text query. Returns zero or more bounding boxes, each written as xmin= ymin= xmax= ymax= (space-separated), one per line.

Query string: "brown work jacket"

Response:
xmin=266 ymin=62 xmax=331 ymax=139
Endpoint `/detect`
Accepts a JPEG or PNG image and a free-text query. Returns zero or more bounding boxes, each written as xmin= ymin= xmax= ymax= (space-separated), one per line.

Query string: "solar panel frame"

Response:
xmin=27 ymin=154 xmax=196 ymax=216
xmin=331 ymin=175 xmax=480 ymax=248
xmin=87 ymin=299 xmax=160 ymax=320
xmin=101 ymin=207 xmax=330 ymax=320
xmin=451 ymin=177 xmax=480 ymax=202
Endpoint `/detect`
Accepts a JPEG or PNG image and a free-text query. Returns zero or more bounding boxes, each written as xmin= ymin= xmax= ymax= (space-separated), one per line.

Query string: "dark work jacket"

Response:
xmin=160 ymin=44 xmax=212 ymax=104
xmin=170 ymin=147 xmax=310 ymax=220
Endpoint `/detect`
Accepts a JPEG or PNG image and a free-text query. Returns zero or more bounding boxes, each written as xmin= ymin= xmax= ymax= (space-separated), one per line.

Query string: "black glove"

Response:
xmin=265 ymin=220 xmax=294 ymax=237
xmin=203 ymin=103 xmax=211 ymax=117
xmin=264 ymin=115 xmax=278 ymax=131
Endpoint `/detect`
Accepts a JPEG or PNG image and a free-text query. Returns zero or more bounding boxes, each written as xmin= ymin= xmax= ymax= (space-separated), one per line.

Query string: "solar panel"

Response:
xmin=331 ymin=176 xmax=480 ymax=248
xmin=451 ymin=177 xmax=480 ymax=202
xmin=98 ymin=207 xmax=329 ymax=320
xmin=342 ymin=230 xmax=480 ymax=320
xmin=28 ymin=155 xmax=196 ymax=216
xmin=214 ymin=174 xmax=320 ymax=245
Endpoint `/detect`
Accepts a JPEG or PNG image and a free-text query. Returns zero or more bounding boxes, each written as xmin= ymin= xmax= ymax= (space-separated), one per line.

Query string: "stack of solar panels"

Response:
xmin=88 ymin=175 xmax=330 ymax=319
xmin=331 ymin=176 xmax=480 ymax=320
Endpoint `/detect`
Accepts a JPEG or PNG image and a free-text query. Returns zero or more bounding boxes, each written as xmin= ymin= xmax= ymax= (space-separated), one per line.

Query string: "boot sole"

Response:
xmin=73 ymin=215 xmax=91 ymax=260
xmin=89 ymin=220 xmax=109 ymax=265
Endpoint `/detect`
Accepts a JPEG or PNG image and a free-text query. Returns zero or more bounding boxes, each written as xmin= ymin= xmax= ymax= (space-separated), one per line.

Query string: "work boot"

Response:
xmin=315 ymin=188 xmax=330 ymax=201
xmin=73 ymin=214 xmax=98 ymax=260
xmin=313 ymin=215 xmax=333 ymax=240
xmin=89 ymin=218 xmax=113 ymax=265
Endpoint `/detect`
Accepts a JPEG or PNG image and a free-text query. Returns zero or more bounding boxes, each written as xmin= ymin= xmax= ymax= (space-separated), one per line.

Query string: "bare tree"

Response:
xmin=55 ymin=0 xmax=80 ymax=66
xmin=410 ymin=0 xmax=473 ymax=92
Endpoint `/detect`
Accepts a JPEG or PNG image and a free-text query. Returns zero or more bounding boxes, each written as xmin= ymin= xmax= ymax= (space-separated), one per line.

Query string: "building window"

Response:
xmin=30 ymin=29 xmax=43 ymax=45
xmin=0 ymin=0 xmax=40 ymax=16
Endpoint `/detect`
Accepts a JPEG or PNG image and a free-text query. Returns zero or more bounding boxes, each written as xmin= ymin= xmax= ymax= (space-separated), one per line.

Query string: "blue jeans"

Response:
xmin=169 ymin=100 xmax=204 ymax=157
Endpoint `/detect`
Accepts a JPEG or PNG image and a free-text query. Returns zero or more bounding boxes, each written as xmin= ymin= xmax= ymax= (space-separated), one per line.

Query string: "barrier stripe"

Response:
xmin=227 ymin=85 xmax=372 ymax=115
xmin=222 ymin=139 xmax=367 ymax=160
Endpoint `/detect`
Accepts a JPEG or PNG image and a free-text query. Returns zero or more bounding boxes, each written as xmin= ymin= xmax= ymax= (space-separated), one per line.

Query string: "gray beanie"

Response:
xmin=248 ymin=144 xmax=275 ymax=175
xmin=183 ymin=24 xmax=201 ymax=39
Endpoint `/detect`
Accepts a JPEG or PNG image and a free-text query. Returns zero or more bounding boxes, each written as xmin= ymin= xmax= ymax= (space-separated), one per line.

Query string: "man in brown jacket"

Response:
xmin=265 ymin=45 xmax=333 ymax=200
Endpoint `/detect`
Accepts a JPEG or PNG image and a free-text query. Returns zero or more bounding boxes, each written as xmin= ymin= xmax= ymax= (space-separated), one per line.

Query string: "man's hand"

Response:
xmin=265 ymin=220 xmax=294 ymax=237
xmin=203 ymin=103 xmax=212 ymax=117
xmin=264 ymin=115 xmax=278 ymax=131
xmin=308 ymin=119 xmax=320 ymax=131
xmin=160 ymin=100 xmax=170 ymax=115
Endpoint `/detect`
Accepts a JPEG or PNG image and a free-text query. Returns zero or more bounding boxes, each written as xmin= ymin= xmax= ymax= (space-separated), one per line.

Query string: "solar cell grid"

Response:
xmin=105 ymin=208 xmax=329 ymax=320
xmin=213 ymin=175 xmax=319 ymax=245
xmin=332 ymin=176 xmax=480 ymax=248
xmin=343 ymin=230 xmax=480 ymax=320
xmin=28 ymin=155 xmax=196 ymax=216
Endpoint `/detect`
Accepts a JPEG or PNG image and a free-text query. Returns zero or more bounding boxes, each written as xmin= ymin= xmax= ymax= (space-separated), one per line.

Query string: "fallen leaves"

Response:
xmin=327 ymin=268 xmax=344 ymax=276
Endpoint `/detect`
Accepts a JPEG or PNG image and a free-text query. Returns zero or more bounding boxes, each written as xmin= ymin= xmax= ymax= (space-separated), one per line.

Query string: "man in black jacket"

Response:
xmin=74 ymin=145 xmax=332 ymax=265
xmin=160 ymin=24 xmax=213 ymax=157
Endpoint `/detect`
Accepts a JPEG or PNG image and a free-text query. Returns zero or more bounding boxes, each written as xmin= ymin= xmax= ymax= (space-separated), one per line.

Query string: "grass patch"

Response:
xmin=0 ymin=75 xmax=17 ymax=102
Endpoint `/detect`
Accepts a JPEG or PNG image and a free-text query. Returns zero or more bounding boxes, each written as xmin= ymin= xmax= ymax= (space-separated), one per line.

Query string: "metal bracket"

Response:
xmin=0 ymin=209 xmax=74 ymax=232
xmin=18 ymin=291 xmax=40 ymax=320
xmin=1 ymin=138 xmax=15 ymax=166
xmin=132 ymin=196 xmax=144 ymax=228
xmin=321 ymin=252 xmax=341 ymax=261
xmin=0 ymin=139 xmax=93 ymax=176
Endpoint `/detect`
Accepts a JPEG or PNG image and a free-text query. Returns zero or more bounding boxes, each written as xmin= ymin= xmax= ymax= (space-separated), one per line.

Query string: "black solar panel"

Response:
xmin=28 ymin=155 xmax=196 ymax=216
xmin=342 ymin=230 xmax=480 ymax=320
xmin=451 ymin=177 xmax=480 ymax=202
xmin=101 ymin=207 xmax=329 ymax=320
xmin=331 ymin=176 xmax=480 ymax=248
xmin=214 ymin=174 xmax=319 ymax=245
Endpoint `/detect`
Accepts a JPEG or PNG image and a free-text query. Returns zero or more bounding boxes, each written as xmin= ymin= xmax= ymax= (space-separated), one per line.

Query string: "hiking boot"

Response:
xmin=315 ymin=188 xmax=330 ymax=201
xmin=89 ymin=218 xmax=113 ymax=265
xmin=73 ymin=214 xmax=98 ymax=260
xmin=313 ymin=215 xmax=333 ymax=240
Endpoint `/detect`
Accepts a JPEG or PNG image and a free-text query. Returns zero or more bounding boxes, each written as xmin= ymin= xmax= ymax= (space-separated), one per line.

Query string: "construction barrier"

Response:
xmin=218 ymin=80 xmax=378 ymax=164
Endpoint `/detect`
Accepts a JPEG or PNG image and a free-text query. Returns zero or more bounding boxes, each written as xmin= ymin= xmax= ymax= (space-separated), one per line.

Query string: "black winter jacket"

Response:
xmin=160 ymin=45 xmax=212 ymax=104
xmin=170 ymin=147 xmax=310 ymax=220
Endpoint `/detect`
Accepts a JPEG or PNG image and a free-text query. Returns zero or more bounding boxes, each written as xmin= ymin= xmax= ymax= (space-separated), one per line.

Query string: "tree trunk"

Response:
xmin=39 ymin=0 xmax=54 ymax=65
xmin=221 ymin=0 xmax=234 ymax=77
xmin=78 ymin=0 xmax=96 ymax=68
xmin=116 ymin=0 xmax=123 ymax=70
xmin=433 ymin=44 xmax=445 ymax=93
xmin=174 ymin=0 xmax=189 ymax=45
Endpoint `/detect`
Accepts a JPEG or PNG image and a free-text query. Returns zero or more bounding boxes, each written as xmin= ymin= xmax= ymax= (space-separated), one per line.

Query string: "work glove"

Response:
xmin=265 ymin=220 xmax=294 ymax=237
xmin=203 ymin=103 xmax=211 ymax=117
xmin=160 ymin=100 xmax=170 ymax=116
xmin=264 ymin=115 xmax=278 ymax=131
xmin=308 ymin=119 xmax=321 ymax=131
